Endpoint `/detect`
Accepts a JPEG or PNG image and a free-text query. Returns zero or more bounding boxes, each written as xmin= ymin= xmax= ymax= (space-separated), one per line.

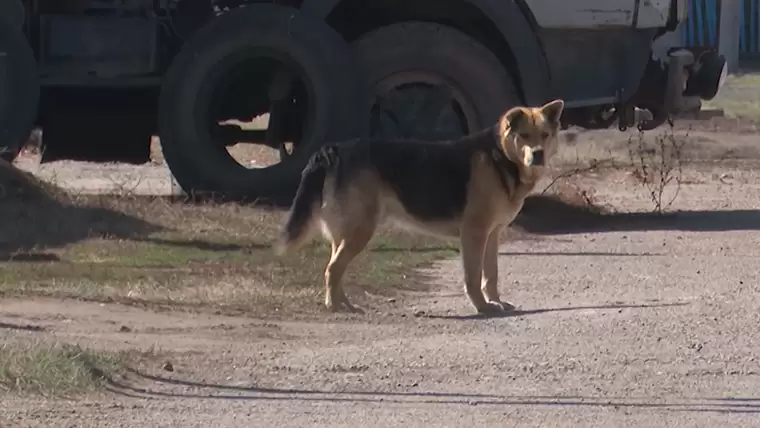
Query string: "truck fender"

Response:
xmin=300 ymin=0 xmax=552 ymax=105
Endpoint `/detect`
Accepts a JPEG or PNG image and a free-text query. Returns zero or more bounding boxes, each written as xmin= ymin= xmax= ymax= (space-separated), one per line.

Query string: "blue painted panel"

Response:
xmin=682 ymin=0 xmax=719 ymax=47
xmin=742 ymin=0 xmax=760 ymax=53
xmin=681 ymin=0 xmax=760 ymax=54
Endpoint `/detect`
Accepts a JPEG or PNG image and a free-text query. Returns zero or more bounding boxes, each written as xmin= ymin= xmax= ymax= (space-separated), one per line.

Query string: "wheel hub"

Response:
xmin=370 ymin=72 xmax=477 ymax=141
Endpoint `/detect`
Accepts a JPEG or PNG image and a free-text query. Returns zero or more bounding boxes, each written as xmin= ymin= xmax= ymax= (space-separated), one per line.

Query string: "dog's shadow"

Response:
xmin=421 ymin=301 xmax=688 ymax=320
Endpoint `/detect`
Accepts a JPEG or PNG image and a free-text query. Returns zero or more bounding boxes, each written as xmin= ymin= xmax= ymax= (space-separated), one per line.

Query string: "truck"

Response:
xmin=0 ymin=0 xmax=727 ymax=203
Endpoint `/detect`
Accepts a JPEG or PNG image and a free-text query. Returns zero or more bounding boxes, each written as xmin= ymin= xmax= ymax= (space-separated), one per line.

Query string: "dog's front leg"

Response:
xmin=461 ymin=225 xmax=505 ymax=314
xmin=481 ymin=225 xmax=516 ymax=311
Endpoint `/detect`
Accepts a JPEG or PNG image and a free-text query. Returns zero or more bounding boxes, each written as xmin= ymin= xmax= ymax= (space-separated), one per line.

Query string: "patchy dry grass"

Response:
xmin=0 ymin=160 xmax=458 ymax=315
xmin=0 ymin=222 xmax=458 ymax=314
xmin=0 ymin=341 xmax=125 ymax=397
xmin=703 ymin=72 xmax=760 ymax=119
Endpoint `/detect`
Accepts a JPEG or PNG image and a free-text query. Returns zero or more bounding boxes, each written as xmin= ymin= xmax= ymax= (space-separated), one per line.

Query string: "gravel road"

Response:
xmin=3 ymin=127 xmax=760 ymax=427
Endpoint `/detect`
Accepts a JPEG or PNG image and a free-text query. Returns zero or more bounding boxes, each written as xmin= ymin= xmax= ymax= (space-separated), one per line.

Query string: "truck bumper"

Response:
xmin=664 ymin=48 xmax=728 ymax=115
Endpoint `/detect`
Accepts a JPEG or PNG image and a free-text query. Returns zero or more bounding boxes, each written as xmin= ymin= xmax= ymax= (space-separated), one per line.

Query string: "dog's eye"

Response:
xmin=519 ymin=132 xmax=531 ymax=140
xmin=540 ymin=132 xmax=550 ymax=140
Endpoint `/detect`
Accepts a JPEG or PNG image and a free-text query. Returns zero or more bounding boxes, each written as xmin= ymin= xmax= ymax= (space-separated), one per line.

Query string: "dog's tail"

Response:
xmin=274 ymin=149 xmax=332 ymax=255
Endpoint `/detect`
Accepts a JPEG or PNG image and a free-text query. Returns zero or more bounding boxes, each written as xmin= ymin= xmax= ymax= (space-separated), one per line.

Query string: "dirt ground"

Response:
xmin=3 ymin=111 xmax=760 ymax=425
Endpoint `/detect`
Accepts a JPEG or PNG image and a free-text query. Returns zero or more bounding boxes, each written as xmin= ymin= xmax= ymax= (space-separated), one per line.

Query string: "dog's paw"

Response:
xmin=325 ymin=301 xmax=366 ymax=314
xmin=489 ymin=300 xmax=516 ymax=312
xmin=476 ymin=301 xmax=508 ymax=315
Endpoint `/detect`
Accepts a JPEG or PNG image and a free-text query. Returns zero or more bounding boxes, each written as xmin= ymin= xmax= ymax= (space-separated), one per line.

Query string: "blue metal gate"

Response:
xmin=740 ymin=0 xmax=760 ymax=54
xmin=681 ymin=0 xmax=760 ymax=56
xmin=681 ymin=0 xmax=719 ymax=48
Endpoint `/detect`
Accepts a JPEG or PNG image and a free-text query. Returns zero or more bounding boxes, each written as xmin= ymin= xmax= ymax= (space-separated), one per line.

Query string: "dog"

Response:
xmin=275 ymin=99 xmax=565 ymax=314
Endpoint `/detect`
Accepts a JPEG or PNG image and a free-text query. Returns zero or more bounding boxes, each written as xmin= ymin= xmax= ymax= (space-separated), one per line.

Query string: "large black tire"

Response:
xmin=353 ymin=22 xmax=520 ymax=140
xmin=0 ymin=19 xmax=39 ymax=162
xmin=0 ymin=0 xmax=24 ymax=30
xmin=158 ymin=4 xmax=366 ymax=203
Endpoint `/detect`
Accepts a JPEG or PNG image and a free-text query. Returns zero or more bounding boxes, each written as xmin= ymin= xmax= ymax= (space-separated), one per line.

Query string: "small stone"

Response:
xmin=162 ymin=362 xmax=174 ymax=372
xmin=118 ymin=325 xmax=131 ymax=333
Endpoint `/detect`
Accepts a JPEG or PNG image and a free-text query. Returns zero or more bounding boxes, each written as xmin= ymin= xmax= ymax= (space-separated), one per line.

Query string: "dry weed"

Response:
xmin=627 ymin=122 xmax=686 ymax=214
xmin=543 ymin=122 xmax=687 ymax=216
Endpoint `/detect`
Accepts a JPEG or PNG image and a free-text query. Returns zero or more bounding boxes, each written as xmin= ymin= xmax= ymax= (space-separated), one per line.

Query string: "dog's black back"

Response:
xmin=307 ymin=126 xmax=514 ymax=222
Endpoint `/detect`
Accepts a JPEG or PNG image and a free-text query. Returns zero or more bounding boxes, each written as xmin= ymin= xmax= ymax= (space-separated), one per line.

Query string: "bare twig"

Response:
xmin=540 ymin=157 xmax=617 ymax=196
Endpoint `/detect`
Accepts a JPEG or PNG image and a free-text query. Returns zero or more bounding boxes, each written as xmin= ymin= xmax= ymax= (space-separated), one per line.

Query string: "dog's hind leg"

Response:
xmin=323 ymin=226 xmax=375 ymax=313
xmin=481 ymin=225 xmax=516 ymax=311
xmin=320 ymin=171 xmax=381 ymax=313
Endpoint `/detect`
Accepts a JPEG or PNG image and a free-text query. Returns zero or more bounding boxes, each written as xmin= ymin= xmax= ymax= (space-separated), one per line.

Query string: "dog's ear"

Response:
xmin=540 ymin=99 xmax=565 ymax=125
xmin=504 ymin=107 xmax=528 ymax=129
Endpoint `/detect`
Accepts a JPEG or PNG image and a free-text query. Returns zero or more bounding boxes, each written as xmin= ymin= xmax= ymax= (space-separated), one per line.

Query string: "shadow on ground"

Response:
xmin=0 ymin=321 xmax=46 ymax=332
xmin=421 ymin=301 xmax=686 ymax=320
xmin=0 ymin=161 xmax=162 ymax=258
xmin=104 ymin=367 xmax=760 ymax=414
xmin=134 ymin=237 xmax=269 ymax=252
xmin=5 ymin=157 xmax=756 ymax=261
xmin=513 ymin=195 xmax=760 ymax=235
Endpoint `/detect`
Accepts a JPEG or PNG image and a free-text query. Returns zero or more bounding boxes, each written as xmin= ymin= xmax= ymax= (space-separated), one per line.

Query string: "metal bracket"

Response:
xmin=664 ymin=49 xmax=695 ymax=114
xmin=616 ymin=88 xmax=633 ymax=132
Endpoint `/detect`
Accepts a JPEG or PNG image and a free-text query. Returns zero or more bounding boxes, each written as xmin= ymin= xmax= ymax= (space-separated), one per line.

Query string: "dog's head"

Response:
xmin=498 ymin=99 xmax=565 ymax=181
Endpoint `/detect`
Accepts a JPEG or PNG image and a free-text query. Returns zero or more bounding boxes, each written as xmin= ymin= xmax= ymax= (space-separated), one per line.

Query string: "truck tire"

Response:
xmin=158 ymin=4 xmax=366 ymax=203
xmin=0 ymin=20 xmax=39 ymax=162
xmin=353 ymin=22 xmax=520 ymax=141
xmin=0 ymin=0 xmax=24 ymax=30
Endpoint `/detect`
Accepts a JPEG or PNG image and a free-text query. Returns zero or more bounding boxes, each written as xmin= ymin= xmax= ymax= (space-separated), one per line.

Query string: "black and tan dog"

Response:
xmin=275 ymin=99 xmax=565 ymax=314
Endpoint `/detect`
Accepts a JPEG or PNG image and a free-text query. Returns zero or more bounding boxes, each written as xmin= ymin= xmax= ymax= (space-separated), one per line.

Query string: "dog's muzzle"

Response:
xmin=531 ymin=148 xmax=545 ymax=166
